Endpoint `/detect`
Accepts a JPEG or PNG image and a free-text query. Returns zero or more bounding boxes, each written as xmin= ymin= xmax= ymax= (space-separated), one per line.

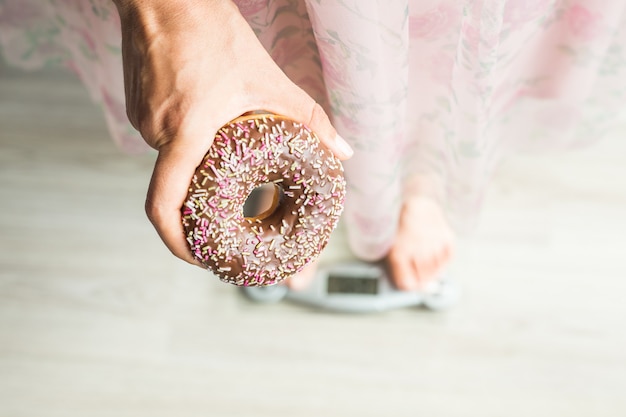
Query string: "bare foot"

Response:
xmin=386 ymin=196 xmax=456 ymax=291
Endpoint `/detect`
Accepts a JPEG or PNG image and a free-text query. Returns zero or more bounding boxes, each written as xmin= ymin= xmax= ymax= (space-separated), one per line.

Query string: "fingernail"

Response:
xmin=334 ymin=134 xmax=354 ymax=159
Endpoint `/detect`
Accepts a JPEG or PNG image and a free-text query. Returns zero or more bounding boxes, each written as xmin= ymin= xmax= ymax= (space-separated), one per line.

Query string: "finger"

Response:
xmin=259 ymin=85 xmax=354 ymax=160
xmin=302 ymin=102 xmax=354 ymax=161
xmin=145 ymin=142 xmax=208 ymax=267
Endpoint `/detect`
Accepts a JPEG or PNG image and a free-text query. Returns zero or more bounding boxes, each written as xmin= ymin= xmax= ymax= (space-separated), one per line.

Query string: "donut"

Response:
xmin=181 ymin=113 xmax=346 ymax=286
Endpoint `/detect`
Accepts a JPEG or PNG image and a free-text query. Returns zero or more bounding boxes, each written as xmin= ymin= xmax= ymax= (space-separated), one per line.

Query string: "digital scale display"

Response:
xmin=327 ymin=274 xmax=379 ymax=295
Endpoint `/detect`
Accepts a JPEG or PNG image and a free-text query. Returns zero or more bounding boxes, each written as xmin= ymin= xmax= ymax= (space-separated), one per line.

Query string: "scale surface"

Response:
xmin=241 ymin=261 xmax=460 ymax=313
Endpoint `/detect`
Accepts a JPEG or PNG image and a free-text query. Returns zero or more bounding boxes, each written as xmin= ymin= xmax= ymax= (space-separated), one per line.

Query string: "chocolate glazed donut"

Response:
xmin=182 ymin=114 xmax=346 ymax=286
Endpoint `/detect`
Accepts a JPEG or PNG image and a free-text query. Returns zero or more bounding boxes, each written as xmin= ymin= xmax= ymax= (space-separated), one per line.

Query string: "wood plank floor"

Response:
xmin=1 ymin=64 xmax=625 ymax=417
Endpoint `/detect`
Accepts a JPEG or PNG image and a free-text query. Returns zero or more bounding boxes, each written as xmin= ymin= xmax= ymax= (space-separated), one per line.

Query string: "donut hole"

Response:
xmin=243 ymin=183 xmax=284 ymax=220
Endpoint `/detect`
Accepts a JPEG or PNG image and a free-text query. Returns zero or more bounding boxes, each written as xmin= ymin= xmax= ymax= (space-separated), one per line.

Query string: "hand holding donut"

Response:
xmin=112 ymin=0 xmax=353 ymax=266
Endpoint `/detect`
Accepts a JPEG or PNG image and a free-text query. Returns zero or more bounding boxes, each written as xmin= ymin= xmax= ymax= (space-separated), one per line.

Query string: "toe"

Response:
xmin=388 ymin=250 xmax=419 ymax=291
xmin=286 ymin=260 xmax=318 ymax=291
xmin=413 ymin=256 xmax=436 ymax=288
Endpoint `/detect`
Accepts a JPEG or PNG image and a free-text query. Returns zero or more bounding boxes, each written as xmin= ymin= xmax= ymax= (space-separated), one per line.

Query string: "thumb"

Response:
xmin=301 ymin=102 xmax=354 ymax=161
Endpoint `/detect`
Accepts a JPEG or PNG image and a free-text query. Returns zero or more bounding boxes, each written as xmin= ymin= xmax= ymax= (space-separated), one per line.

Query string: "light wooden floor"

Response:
xmin=1 ymin=64 xmax=626 ymax=417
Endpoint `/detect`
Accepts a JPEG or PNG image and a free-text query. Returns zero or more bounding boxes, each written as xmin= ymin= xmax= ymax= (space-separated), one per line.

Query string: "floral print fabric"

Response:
xmin=2 ymin=0 xmax=626 ymax=259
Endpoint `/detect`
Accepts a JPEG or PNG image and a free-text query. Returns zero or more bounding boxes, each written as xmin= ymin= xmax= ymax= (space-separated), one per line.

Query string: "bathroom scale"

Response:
xmin=241 ymin=261 xmax=460 ymax=313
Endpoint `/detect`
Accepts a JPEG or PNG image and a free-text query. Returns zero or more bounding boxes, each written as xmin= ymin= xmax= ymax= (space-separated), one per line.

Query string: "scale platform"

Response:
xmin=241 ymin=261 xmax=460 ymax=313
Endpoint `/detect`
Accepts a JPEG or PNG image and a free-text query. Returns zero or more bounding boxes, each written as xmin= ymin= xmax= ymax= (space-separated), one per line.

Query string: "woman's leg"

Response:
xmin=305 ymin=0 xmax=454 ymax=289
